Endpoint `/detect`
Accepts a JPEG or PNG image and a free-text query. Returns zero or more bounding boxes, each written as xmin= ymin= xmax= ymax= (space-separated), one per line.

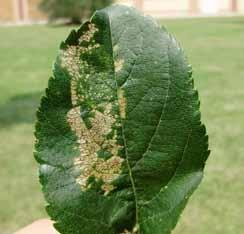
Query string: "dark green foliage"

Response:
xmin=39 ymin=0 xmax=113 ymax=24
xmin=35 ymin=5 xmax=210 ymax=234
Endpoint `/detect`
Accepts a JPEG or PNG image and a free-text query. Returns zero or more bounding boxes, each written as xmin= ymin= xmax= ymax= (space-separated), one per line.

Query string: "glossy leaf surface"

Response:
xmin=35 ymin=5 xmax=210 ymax=234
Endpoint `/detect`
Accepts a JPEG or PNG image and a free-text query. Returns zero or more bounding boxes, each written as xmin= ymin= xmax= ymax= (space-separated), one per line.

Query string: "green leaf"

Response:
xmin=35 ymin=5 xmax=210 ymax=234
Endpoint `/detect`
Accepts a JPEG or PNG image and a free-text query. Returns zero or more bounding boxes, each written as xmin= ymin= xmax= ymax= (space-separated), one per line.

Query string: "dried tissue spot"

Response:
xmin=115 ymin=59 xmax=124 ymax=73
xmin=67 ymin=105 xmax=123 ymax=193
xmin=120 ymin=229 xmax=138 ymax=234
xmin=61 ymin=23 xmax=100 ymax=104
xmin=113 ymin=44 xmax=119 ymax=52
xmin=117 ymin=89 xmax=126 ymax=119
xmin=120 ymin=230 xmax=132 ymax=234
xmin=79 ymin=23 xmax=99 ymax=43
xmin=62 ymin=24 xmax=124 ymax=193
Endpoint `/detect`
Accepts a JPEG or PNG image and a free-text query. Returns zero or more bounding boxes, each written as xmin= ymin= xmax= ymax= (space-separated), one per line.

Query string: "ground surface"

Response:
xmin=0 ymin=17 xmax=243 ymax=234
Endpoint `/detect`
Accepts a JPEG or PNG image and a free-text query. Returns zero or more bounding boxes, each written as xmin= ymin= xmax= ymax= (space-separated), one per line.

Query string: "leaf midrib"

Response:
xmin=105 ymin=11 xmax=194 ymax=233
xmin=105 ymin=11 xmax=180 ymax=233
xmin=105 ymin=11 xmax=140 ymax=229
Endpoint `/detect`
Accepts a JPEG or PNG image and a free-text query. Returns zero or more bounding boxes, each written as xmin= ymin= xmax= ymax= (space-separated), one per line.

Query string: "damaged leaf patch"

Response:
xmin=67 ymin=105 xmax=123 ymax=193
xmin=35 ymin=5 xmax=210 ymax=234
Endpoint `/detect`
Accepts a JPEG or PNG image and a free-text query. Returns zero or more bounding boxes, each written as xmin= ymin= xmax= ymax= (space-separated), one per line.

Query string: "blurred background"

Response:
xmin=0 ymin=0 xmax=243 ymax=234
xmin=1 ymin=0 xmax=244 ymax=23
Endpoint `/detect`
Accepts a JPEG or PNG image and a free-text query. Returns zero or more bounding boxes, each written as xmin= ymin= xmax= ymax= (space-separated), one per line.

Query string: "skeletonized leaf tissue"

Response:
xmin=34 ymin=5 xmax=210 ymax=234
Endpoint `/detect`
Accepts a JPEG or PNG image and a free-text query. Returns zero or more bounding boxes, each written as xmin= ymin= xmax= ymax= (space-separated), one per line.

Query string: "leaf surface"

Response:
xmin=35 ymin=5 xmax=210 ymax=234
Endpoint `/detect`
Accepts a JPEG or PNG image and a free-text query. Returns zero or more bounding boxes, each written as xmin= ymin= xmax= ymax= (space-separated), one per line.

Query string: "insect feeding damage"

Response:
xmin=67 ymin=106 xmax=123 ymax=193
xmin=113 ymin=44 xmax=127 ymax=119
xmin=120 ymin=230 xmax=132 ymax=234
xmin=115 ymin=59 xmax=124 ymax=73
xmin=117 ymin=89 xmax=126 ymax=119
xmin=61 ymin=23 xmax=124 ymax=194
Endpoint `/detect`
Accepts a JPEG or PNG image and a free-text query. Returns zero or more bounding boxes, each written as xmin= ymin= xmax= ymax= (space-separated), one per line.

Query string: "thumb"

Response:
xmin=14 ymin=219 xmax=58 ymax=234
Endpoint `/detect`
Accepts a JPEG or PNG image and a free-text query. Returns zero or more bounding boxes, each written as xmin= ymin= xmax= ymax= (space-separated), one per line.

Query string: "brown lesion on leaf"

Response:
xmin=61 ymin=46 xmax=87 ymax=105
xmin=115 ymin=59 xmax=124 ymax=73
xmin=113 ymin=44 xmax=119 ymax=52
xmin=120 ymin=229 xmax=139 ymax=234
xmin=79 ymin=23 xmax=98 ymax=43
xmin=120 ymin=230 xmax=131 ymax=234
xmin=62 ymin=23 xmax=125 ymax=194
xmin=60 ymin=24 xmax=100 ymax=105
xmin=67 ymin=105 xmax=124 ymax=193
xmin=117 ymin=89 xmax=126 ymax=119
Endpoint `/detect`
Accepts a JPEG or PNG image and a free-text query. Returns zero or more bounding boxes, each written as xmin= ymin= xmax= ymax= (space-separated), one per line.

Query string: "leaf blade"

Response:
xmin=35 ymin=5 xmax=210 ymax=234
